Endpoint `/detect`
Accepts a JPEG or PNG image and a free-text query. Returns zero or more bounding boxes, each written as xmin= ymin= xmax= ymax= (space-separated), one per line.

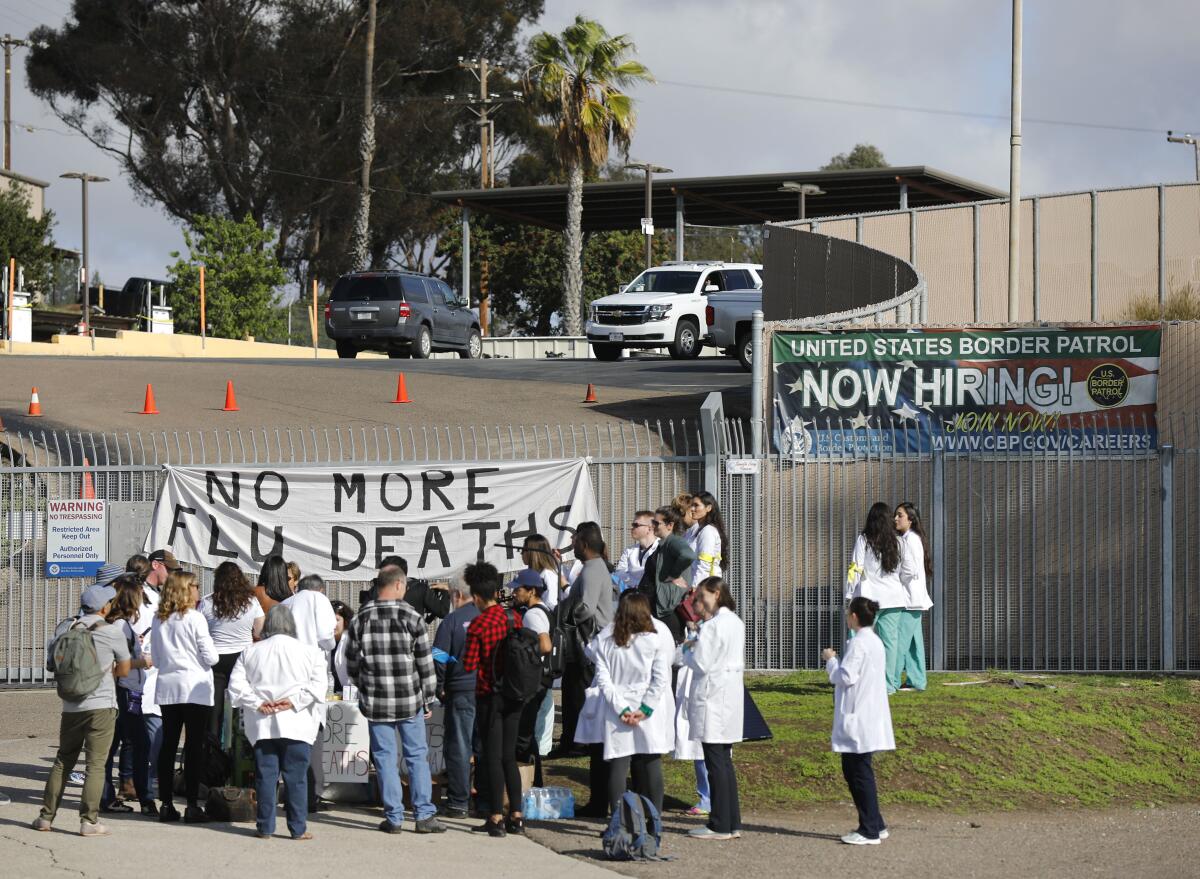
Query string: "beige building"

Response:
xmin=0 ymin=168 xmax=48 ymax=219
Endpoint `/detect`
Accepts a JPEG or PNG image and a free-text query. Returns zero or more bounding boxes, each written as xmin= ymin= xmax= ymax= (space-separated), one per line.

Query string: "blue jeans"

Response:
xmin=253 ymin=739 xmax=311 ymax=837
xmin=104 ymin=689 xmax=151 ymax=806
xmin=143 ymin=714 xmax=162 ymax=799
xmin=368 ymin=713 xmax=435 ymax=825
xmin=442 ymin=691 xmax=477 ymax=812
xmin=694 ymin=759 xmax=711 ymax=811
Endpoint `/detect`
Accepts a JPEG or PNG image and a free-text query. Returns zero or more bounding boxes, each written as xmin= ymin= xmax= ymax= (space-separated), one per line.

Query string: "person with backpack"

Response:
xmin=680 ymin=577 xmax=745 ymax=842
xmin=432 ymin=581 xmax=481 ymax=818
xmin=151 ymin=570 xmax=219 ymax=823
xmin=33 ymin=568 xmax=132 ymax=837
xmin=824 ymin=597 xmax=895 ymax=845
xmin=343 ymin=566 xmax=446 ymax=835
xmin=511 ymin=569 xmax=555 ymax=786
xmin=593 ymin=591 xmax=675 ymax=819
xmin=461 ymin=562 xmax=536 ymax=837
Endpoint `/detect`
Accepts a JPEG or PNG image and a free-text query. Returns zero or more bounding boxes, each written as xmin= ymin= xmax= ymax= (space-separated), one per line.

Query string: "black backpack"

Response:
xmin=493 ymin=610 xmax=544 ymax=704
xmin=524 ymin=604 xmax=561 ymax=688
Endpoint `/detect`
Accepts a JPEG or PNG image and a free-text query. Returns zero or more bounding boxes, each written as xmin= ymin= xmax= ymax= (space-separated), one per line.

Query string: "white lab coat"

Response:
xmin=150 ymin=609 xmax=219 ymax=706
xmin=825 ymin=625 xmax=895 ymax=754
xmin=900 ymin=531 xmax=933 ymax=611
xmin=846 ymin=534 xmax=909 ymax=609
xmin=680 ymin=608 xmax=744 ymax=745
xmin=589 ymin=618 xmax=676 ymax=759
xmin=615 ymin=540 xmax=658 ymax=591
xmin=282 ymin=589 xmax=338 ymax=651
xmin=227 ymin=635 xmax=327 ymax=746
xmin=687 ymin=524 xmax=724 ymax=584
xmin=672 ymin=663 xmax=703 ymax=760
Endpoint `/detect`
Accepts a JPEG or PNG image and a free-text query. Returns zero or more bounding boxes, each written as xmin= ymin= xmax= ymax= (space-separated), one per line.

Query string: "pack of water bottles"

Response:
xmin=521 ymin=786 xmax=576 ymax=820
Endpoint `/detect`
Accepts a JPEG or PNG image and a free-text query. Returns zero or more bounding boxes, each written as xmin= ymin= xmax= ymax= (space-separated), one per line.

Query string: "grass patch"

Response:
xmin=1122 ymin=283 xmax=1200 ymax=320
xmin=542 ymin=673 xmax=1200 ymax=812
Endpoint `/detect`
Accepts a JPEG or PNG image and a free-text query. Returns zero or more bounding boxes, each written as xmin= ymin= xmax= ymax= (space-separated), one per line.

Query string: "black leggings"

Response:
xmin=607 ymin=753 xmax=664 ymax=817
xmin=208 ymin=652 xmax=241 ymax=740
xmin=479 ymin=694 xmax=523 ymax=816
xmin=159 ymin=703 xmax=207 ymax=808
xmin=702 ymin=742 xmax=741 ymax=833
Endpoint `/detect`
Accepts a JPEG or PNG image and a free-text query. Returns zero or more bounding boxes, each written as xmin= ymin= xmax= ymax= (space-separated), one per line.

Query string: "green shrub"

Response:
xmin=1123 ymin=283 xmax=1200 ymax=321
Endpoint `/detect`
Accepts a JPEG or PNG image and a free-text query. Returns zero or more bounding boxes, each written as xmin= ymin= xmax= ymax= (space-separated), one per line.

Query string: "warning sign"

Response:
xmin=45 ymin=499 xmax=107 ymax=578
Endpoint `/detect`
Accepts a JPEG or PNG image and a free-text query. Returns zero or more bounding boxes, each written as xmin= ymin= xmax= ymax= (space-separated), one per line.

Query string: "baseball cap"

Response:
xmin=148 ymin=548 xmax=181 ymax=571
xmin=93 ymin=562 xmax=124 ymax=587
xmin=508 ymin=569 xmax=546 ymax=592
xmin=80 ymin=582 xmax=117 ymax=612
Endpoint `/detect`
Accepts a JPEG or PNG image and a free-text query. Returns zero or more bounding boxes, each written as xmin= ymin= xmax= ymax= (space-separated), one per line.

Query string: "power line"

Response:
xmin=654 ymin=77 xmax=1191 ymax=136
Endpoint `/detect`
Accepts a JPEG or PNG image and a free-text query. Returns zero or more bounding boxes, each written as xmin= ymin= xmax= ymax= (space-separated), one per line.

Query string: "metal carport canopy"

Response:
xmin=430 ymin=166 xmax=1005 ymax=231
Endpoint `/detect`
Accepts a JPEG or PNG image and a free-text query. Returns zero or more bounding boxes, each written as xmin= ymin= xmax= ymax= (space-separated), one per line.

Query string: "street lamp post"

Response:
xmin=625 ymin=161 xmax=672 ymax=270
xmin=777 ymin=182 xmax=825 ymax=220
xmin=1167 ymin=132 xmax=1200 ymax=182
xmin=60 ymin=172 xmax=109 ymax=335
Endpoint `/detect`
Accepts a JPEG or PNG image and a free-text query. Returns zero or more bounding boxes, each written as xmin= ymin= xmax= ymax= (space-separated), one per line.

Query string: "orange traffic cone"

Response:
xmin=81 ymin=456 xmax=96 ymax=500
xmin=222 ymin=380 xmax=240 ymax=412
xmin=27 ymin=387 xmax=43 ymax=417
xmin=140 ymin=384 xmax=160 ymax=415
xmin=582 ymin=383 xmax=598 ymax=403
xmin=392 ymin=373 xmax=412 ymax=404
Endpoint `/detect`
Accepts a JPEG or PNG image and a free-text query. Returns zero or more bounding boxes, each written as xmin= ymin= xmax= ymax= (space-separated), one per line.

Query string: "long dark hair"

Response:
xmin=655 ymin=505 xmax=686 ymax=536
xmin=574 ymin=521 xmax=612 ymax=570
xmin=896 ymin=502 xmax=933 ymax=578
xmin=258 ymin=555 xmax=292 ymax=603
xmin=105 ymin=574 xmax=144 ymax=626
xmin=690 ymin=490 xmax=729 ymax=567
xmin=613 ymin=591 xmax=655 ymax=647
xmin=862 ymin=502 xmax=900 ymax=573
xmin=212 ymin=561 xmax=255 ymax=620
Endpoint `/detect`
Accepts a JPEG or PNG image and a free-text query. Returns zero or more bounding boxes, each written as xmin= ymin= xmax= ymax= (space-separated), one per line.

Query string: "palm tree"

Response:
xmin=526 ymin=16 xmax=653 ymax=336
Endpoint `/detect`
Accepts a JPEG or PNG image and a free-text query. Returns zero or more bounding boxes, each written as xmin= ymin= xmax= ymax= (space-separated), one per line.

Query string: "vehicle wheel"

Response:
xmin=592 ymin=343 xmax=622 ymax=361
xmin=411 ymin=325 xmax=433 ymax=359
xmin=388 ymin=348 xmax=411 ymax=359
xmin=736 ymin=330 xmax=753 ymax=371
xmin=459 ymin=328 xmax=482 ymax=359
xmin=668 ymin=319 xmax=700 ymax=359
xmin=335 ymin=342 xmax=358 ymax=359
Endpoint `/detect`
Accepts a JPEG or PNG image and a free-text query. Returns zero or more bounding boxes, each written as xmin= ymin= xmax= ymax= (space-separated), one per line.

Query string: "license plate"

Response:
xmin=608 ymin=332 xmax=624 ymax=342
xmin=352 ymin=311 xmax=373 ymax=321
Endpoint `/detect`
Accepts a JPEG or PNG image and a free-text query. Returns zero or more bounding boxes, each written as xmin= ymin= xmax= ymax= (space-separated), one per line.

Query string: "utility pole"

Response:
xmin=1007 ymin=0 xmax=1023 ymax=324
xmin=349 ymin=0 xmax=377 ymax=271
xmin=446 ymin=60 xmax=522 ymax=335
xmin=625 ymin=162 xmax=673 ymax=270
xmin=2 ymin=34 xmax=30 ymax=171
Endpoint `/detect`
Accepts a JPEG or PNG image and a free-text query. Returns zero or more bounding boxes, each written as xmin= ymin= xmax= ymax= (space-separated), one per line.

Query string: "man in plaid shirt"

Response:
xmin=345 ymin=566 xmax=446 ymax=835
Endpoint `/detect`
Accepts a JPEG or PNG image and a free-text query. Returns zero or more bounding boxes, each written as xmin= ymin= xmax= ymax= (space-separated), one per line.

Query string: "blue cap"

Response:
xmin=93 ymin=562 xmax=124 ymax=587
xmin=80 ymin=582 xmax=117 ymax=612
xmin=508 ymin=569 xmax=546 ymax=592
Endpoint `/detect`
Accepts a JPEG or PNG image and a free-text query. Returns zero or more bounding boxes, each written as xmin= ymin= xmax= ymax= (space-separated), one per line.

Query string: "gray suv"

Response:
xmin=325 ymin=270 xmax=482 ymax=359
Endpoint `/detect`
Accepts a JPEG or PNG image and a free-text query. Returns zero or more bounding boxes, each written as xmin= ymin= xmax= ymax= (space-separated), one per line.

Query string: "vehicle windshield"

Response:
xmin=622 ymin=270 xmax=701 ymax=295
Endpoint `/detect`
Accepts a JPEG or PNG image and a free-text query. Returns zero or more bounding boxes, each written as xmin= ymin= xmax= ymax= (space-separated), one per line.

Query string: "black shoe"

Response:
xmin=505 ymin=816 xmax=525 ymax=835
xmin=443 ymin=807 xmax=470 ymax=819
xmin=158 ymin=805 xmax=181 ymax=823
xmin=184 ymin=805 xmax=210 ymax=824
xmin=415 ymin=816 xmax=447 ymax=834
xmin=472 ymin=817 xmax=506 ymax=837
xmin=140 ymin=802 xmax=159 ymax=817
xmin=576 ymin=802 xmax=608 ymax=819
xmin=378 ymin=820 xmax=403 ymax=834
xmin=101 ymin=800 xmax=133 ymax=813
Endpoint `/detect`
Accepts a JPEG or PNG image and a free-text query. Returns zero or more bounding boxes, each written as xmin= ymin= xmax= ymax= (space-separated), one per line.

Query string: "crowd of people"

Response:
xmin=27 ymin=491 xmax=930 ymax=851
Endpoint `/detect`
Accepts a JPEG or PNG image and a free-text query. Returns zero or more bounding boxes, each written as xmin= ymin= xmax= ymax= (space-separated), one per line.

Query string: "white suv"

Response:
xmin=585 ymin=262 xmax=763 ymax=360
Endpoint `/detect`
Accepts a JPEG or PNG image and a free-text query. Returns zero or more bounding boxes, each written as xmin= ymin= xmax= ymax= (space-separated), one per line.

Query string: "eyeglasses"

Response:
xmin=631 ymin=521 xmax=650 ymax=529
xmin=650 ymin=519 xmax=663 ymax=528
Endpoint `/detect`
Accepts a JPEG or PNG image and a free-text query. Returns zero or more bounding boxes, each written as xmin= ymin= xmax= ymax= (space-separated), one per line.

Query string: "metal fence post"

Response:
xmin=972 ymin=204 xmax=981 ymax=322
xmin=1032 ymin=197 xmax=1041 ymax=321
xmin=751 ymin=311 xmax=764 ymax=458
xmin=1158 ymin=185 xmax=1167 ymax=305
xmin=1161 ymin=444 xmax=1175 ymax=672
xmin=1090 ymin=191 xmax=1099 ymax=321
xmin=699 ymin=391 xmax=725 ymax=500
xmin=931 ymin=449 xmax=947 ymax=671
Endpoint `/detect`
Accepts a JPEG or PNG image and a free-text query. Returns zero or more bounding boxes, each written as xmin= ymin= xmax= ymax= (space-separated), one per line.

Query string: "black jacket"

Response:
xmin=433 ymin=603 xmax=480 ymax=696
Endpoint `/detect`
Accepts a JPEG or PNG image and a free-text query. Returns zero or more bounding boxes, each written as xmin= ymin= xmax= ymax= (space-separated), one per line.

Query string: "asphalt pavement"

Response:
xmin=0 ymin=355 xmax=750 ymax=439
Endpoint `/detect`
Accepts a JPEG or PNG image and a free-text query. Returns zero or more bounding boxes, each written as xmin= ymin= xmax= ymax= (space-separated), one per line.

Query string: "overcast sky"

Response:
xmin=1 ymin=0 xmax=1197 ymax=288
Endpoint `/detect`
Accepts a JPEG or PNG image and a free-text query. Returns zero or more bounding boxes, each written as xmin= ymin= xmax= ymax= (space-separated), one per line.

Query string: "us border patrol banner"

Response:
xmin=144 ymin=459 xmax=600 ymax=579
xmin=772 ymin=326 xmax=1161 ymax=456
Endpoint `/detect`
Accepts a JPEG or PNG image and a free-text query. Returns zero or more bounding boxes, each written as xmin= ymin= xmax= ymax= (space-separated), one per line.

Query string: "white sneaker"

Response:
xmin=80 ymin=820 xmax=110 ymax=837
xmin=879 ymin=828 xmax=889 ymax=839
xmin=688 ymin=826 xmax=733 ymax=840
xmin=68 ymin=772 xmax=85 ymax=786
xmin=841 ymin=831 xmax=881 ymax=845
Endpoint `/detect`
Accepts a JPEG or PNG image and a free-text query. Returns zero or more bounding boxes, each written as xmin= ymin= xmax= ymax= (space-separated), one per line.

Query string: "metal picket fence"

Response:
xmin=0 ymin=421 xmax=713 ymax=685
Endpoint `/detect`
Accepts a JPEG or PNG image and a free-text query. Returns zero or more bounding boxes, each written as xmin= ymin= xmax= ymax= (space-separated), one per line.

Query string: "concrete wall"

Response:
xmin=0 ymin=171 xmax=47 ymax=220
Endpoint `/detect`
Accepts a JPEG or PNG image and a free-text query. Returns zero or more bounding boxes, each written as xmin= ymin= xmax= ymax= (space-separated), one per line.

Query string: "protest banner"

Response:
xmin=143 ymin=459 xmax=599 ymax=579
xmin=772 ymin=325 xmax=1161 ymax=456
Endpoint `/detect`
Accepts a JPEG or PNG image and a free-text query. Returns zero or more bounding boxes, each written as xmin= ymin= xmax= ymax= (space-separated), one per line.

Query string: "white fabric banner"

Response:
xmin=144 ymin=459 xmax=600 ymax=580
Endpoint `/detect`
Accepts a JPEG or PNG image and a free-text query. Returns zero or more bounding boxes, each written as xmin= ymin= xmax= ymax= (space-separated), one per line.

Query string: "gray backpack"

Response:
xmin=603 ymin=791 xmax=667 ymax=861
xmin=51 ymin=620 xmax=106 ymax=700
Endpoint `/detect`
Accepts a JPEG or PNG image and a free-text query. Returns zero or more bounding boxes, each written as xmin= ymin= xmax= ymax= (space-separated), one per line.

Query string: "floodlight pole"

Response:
xmin=1167 ymin=132 xmax=1200 ymax=182
xmin=1007 ymin=0 xmax=1023 ymax=323
xmin=60 ymin=172 xmax=109 ymax=335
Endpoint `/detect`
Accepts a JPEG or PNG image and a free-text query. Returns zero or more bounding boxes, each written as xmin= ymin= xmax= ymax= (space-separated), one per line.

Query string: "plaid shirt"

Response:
xmin=345 ymin=598 xmax=436 ymax=722
xmin=462 ymin=603 xmax=521 ymax=697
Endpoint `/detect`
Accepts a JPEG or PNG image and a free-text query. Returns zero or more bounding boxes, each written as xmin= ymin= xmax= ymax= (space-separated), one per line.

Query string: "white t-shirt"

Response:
xmin=538 ymin=568 xmax=560 ymax=610
xmin=522 ymin=604 xmax=552 ymax=635
xmin=201 ymin=595 xmax=265 ymax=654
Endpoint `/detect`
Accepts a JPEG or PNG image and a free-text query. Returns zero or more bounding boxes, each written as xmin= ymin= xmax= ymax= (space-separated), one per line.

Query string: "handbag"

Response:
xmin=204 ymin=786 xmax=257 ymax=822
xmin=676 ymin=590 xmax=700 ymax=626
